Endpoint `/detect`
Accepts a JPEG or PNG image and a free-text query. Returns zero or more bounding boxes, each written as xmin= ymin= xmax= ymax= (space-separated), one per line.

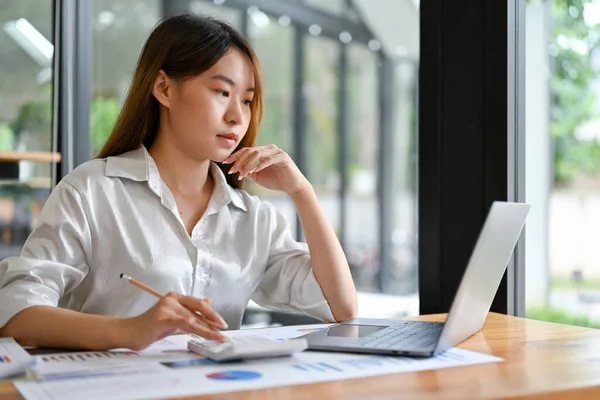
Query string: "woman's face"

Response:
xmin=155 ymin=46 xmax=255 ymax=162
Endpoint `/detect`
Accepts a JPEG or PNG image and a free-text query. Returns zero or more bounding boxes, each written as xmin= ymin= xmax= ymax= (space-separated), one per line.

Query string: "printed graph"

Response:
xmin=292 ymin=355 xmax=420 ymax=373
xmin=292 ymin=351 xmax=471 ymax=375
xmin=292 ymin=362 xmax=344 ymax=373
xmin=40 ymin=351 xmax=140 ymax=363
xmin=206 ymin=370 xmax=262 ymax=380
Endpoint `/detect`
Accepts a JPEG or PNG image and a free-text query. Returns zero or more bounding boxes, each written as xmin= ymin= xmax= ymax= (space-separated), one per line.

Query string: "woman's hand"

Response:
xmin=120 ymin=292 xmax=228 ymax=351
xmin=223 ymin=144 xmax=311 ymax=195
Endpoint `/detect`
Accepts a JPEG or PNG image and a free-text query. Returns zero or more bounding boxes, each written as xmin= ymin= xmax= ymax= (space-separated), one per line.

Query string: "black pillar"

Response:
xmin=419 ymin=0 xmax=509 ymax=314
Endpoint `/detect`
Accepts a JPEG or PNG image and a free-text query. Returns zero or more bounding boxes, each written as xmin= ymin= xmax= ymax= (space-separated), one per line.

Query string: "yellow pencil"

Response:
xmin=119 ymin=273 xmax=224 ymax=330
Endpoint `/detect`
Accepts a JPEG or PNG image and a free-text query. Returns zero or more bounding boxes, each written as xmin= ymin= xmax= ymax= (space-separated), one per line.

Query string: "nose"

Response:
xmin=225 ymin=99 xmax=243 ymax=126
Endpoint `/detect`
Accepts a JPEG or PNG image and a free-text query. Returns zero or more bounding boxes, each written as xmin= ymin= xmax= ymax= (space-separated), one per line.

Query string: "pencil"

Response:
xmin=119 ymin=273 xmax=225 ymax=330
xmin=120 ymin=273 xmax=163 ymax=298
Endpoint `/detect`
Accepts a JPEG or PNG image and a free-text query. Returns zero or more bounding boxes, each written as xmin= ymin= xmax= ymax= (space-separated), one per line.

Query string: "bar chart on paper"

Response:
xmin=32 ymin=351 xmax=168 ymax=381
xmin=39 ymin=351 xmax=140 ymax=363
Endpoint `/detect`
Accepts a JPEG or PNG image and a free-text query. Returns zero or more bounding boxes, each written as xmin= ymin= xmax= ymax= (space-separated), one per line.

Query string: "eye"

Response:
xmin=243 ymin=99 xmax=253 ymax=106
xmin=217 ymin=90 xmax=230 ymax=97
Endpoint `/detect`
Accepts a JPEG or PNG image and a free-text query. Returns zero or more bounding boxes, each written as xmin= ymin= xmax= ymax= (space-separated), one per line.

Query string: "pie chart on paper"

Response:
xmin=206 ymin=370 xmax=262 ymax=380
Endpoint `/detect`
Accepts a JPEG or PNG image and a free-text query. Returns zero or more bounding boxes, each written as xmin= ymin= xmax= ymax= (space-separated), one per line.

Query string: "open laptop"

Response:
xmin=301 ymin=201 xmax=530 ymax=357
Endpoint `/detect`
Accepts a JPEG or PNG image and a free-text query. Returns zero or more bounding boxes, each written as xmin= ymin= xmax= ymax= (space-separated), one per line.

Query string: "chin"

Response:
xmin=211 ymin=151 xmax=233 ymax=163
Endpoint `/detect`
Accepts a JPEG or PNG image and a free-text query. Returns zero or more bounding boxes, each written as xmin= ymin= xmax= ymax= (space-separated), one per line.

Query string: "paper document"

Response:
xmin=32 ymin=361 xmax=167 ymax=382
xmin=0 ymin=338 xmax=36 ymax=380
xmin=222 ymin=323 xmax=333 ymax=341
xmin=27 ymin=335 xmax=201 ymax=382
xmin=16 ymin=323 xmax=503 ymax=400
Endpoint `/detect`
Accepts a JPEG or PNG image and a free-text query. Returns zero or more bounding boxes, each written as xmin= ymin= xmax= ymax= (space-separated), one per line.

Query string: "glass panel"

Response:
xmin=305 ymin=36 xmax=340 ymax=237
xmin=303 ymin=0 xmax=347 ymax=16
xmin=0 ymin=0 xmax=54 ymax=259
xmin=245 ymin=12 xmax=297 ymax=233
xmin=346 ymin=43 xmax=379 ymax=291
xmin=391 ymin=61 xmax=418 ymax=296
xmin=525 ymin=0 xmax=600 ymax=328
xmin=90 ymin=0 xmax=162 ymax=156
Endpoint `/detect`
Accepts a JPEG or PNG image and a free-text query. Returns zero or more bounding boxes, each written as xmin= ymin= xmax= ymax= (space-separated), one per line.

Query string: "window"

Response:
xmin=390 ymin=61 xmax=418 ymax=296
xmin=525 ymin=0 xmax=600 ymax=328
xmin=345 ymin=44 xmax=379 ymax=291
xmin=245 ymin=12 xmax=297 ymax=232
xmin=0 ymin=0 xmax=54 ymax=259
xmin=90 ymin=0 xmax=162 ymax=156
xmin=303 ymin=0 xmax=347 ymax=16
xmin=305 ymin=36 xmax=341 ymax=236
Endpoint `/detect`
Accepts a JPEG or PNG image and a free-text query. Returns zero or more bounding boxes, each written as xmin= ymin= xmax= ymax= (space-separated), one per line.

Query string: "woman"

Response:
xmin=0 ymin=13 xmax=357 ymax=351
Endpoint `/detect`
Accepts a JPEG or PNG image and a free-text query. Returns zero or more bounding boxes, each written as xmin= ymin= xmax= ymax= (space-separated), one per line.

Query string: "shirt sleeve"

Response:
xmin=251 ymin=202 xmax=335 ymax=322
xmin=0 ymin=180 xmax=92 ymax=328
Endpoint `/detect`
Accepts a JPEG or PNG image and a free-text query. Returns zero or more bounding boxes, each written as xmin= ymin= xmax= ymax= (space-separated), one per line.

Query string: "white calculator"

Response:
xmin=187 ymin=335 xmax=308 ymax=362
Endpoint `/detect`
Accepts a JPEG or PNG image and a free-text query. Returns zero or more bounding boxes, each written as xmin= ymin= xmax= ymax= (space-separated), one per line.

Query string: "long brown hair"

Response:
xmin=96 ymin=13 xmax=263 ymax=189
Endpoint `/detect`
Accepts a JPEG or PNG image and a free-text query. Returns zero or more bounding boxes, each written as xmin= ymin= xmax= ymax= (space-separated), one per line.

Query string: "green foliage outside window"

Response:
xmin=548 ymin=0 xmax=600 ymax=186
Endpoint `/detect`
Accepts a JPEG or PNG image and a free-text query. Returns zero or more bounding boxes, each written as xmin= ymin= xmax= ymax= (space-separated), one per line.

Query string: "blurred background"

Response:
xmin=4 ymin=0 xmax=600 ymax=329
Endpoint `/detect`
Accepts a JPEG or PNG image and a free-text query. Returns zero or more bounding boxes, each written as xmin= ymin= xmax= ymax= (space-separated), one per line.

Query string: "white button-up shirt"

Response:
xmin=0 ymin=146 xmax=333 ymax=330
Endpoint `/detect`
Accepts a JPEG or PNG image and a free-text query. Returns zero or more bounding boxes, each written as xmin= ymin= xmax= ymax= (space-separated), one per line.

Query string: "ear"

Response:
xmin=152 ymin=70 xmax=172 ymax=108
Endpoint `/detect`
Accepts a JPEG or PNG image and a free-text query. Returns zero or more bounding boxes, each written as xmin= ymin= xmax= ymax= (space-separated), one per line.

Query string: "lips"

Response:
xmin=217 ymin=133 xmax=238 ymax=141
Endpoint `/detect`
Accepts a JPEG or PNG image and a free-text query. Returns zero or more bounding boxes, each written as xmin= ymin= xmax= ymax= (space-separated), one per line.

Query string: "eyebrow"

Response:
xmin=211 ymin=74 xmax=255 ymax=92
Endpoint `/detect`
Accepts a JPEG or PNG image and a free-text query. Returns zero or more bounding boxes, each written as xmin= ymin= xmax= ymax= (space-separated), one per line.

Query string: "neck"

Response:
xmin=148 ymin=134 xmax=211 ymax=195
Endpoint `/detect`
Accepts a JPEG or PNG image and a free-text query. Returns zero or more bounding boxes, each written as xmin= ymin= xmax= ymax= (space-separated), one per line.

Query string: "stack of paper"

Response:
xmin=0 ymin=338 xmax=36 ymax=379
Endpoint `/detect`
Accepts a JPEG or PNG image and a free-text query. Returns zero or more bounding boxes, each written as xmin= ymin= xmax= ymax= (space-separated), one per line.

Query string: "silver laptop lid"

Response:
xmin=434 ymin=201 xmax=530 ymax=355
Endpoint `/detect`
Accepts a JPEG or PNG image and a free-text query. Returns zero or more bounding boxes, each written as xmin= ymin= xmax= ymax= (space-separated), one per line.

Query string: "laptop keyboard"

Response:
xmin=353 ymin=321 xmax=444 ymax=350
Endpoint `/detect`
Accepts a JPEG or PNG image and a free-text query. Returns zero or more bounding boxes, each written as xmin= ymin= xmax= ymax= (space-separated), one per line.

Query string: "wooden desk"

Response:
xmin=1 ymin=312 xmax=600 ymax=399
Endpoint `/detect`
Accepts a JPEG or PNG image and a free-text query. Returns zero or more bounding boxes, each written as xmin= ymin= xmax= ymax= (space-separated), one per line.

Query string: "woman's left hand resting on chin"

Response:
xmin=223 ymin=144 xmax=310 ymax=195
xmin=223 ymin=144 xmax=359 ymax=322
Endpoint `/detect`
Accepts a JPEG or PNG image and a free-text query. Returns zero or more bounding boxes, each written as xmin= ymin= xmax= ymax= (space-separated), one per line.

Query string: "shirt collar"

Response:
xmin=104 ymin=146 xmax=247 ymax=212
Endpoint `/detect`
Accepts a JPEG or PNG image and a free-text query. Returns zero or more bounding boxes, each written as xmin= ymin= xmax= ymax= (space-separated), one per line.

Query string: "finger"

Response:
xmin=164 ymin=293 xmax=224 ymax=330
xmin=180 ymin=316 xmax=227 ymax=342
xmin=238 ymin=151 xmax=268 ymax=178
xmin=239 ymin=146 xmax=283 ymax=177
xmin=251 ymin=151 xmax=286 ymax=174
xmin=179 ymin=295 xmax=228 ymax=329
xmin=222 ymin=150 xmax=244 ymax=164
xmin=224 ymin=148 xmax=249 ymax=169
xmin=229 ymin=149 xmax=257 ymax=175
xmin=172 ymin=302 xmax=228 ymax=341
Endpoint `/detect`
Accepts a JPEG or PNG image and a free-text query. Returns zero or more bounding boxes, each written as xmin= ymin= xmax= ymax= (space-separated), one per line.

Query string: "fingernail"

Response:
xmin=238 ymin=176 xmax=243 ymax=180
xmin=220 ymin=320 xmax=228 ymax=329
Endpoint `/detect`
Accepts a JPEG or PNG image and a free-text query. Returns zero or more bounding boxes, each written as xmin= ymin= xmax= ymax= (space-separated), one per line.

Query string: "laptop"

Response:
xmin=301 ymin=201 xmax=530 ymax=357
